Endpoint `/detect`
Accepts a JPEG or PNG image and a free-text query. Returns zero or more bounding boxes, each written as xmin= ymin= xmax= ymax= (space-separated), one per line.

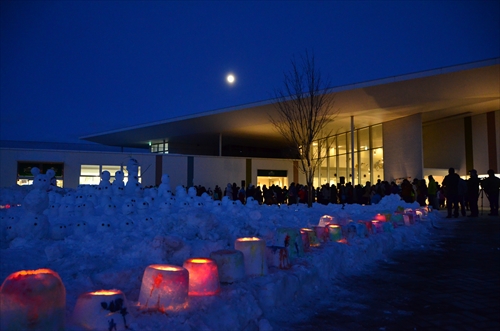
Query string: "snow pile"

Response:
xmin=0 ymin=183 xmax=435 ymax=330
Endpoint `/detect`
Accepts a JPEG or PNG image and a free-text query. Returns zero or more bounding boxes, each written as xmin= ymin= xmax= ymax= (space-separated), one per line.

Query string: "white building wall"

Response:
xmin=383 ymin=113 xmax=424 ymax=181
xmin=161 ymin=155 xmax=188 ymax=189
xmin=423 ymin=117 xmax=465 ymax=174
xmin=471 ymin=113 xmax=489 ymax=174
xmin=0 ymin=148 xmax=156 ymax=188
xmin=193 ymin=156 xmax=246 ymax=190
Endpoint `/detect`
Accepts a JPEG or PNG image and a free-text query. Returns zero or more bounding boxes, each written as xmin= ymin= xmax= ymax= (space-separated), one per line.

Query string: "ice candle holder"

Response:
xmin=183 ymin=258 xmax=220 ymax=296
xmin=72 ymin=289 xmax=130 ymax=330
xmin=234 ymin=237 xmax=268 ymax=276
xmin=0 ymin=268 xmax=66 ymax=331
xmin=137 ymin=264 xmax=189 ymax=312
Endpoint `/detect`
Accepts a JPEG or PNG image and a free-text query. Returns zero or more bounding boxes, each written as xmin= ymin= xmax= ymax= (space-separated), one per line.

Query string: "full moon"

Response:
xmin=226 ymin=74 xmax=235 ymax=84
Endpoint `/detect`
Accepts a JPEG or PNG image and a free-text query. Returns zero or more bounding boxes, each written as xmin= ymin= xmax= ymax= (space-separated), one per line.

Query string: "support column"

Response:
xmin=351 ymin=116 xmax=355 ymax=184
xmin=219 ymin=133 xmax=222 ymax=157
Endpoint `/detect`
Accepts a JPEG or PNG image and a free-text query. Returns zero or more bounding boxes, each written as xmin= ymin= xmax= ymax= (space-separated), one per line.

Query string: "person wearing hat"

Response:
xmin=481 ymin=169 xmax=500 ymax=216
xmin=466 ymin=169 xmax=480 ymax=217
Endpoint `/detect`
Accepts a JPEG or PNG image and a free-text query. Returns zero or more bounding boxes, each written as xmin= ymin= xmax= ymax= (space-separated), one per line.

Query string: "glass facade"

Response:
xmin=313 ymin=124 xmax=383 ymax=187
xmin=150 ymin=141 xmax=169 ymax=154
xmin=79 ymin=164 xmax=141 ymax=185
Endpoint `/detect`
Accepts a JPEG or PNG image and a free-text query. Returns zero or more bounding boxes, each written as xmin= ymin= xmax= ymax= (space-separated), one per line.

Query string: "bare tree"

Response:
xmin=270 ymin=51 xmax=338 ymax=207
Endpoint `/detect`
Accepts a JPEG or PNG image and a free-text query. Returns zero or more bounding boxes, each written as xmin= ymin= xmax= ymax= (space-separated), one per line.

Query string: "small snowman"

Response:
xmin=23 ymin=171 xmax=50 ymax=215
xmin=158 ymin=174 xmax=172 ymax=198
xmin=125 ymin=158 xmax=141 ymax=196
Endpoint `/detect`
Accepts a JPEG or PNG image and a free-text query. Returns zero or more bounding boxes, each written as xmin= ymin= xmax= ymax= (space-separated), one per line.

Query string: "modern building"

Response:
xmin=1 ymin=58 xmax=499 ymax=190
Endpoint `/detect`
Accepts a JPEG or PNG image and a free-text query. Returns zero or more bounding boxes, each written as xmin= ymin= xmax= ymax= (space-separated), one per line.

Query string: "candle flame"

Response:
xmin=150 ymin=264 xmax=184 ymax=271
xmin=89 ymin=289 xmax=122 ymax=296
xmin=188 ymin=258 xmax=212 ymax=264
xmin=236 ymin=237 xmax=261 ymax=242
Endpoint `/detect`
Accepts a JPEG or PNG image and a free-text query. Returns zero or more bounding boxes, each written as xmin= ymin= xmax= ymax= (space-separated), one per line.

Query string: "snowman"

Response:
xmin=158 ymin=174 xmax=172 ymax=198
xmin=125 ymin=158 xmax=141 ymax=196
xmin=23 ymin=171 xmax=50 ymax=215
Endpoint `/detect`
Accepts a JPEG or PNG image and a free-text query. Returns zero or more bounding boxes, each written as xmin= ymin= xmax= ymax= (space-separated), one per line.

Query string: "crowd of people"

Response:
xmin=186 ymin=168 xmax=500 ymax=217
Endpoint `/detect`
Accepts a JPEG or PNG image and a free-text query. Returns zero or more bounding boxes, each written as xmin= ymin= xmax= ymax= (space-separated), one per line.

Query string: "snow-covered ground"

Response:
xmin=0 ymin=180 xmax=436 ymax=331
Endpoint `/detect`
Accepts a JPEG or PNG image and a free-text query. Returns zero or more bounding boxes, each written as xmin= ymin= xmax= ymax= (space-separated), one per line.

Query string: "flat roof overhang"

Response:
xmin=81 ymin=59 xmax=500 ymax=151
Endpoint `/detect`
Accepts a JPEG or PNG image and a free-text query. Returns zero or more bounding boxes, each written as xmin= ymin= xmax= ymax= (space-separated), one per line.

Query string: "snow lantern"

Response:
xmin=300 ymin=229 xmax=311 ymax=251
xmin=318 ymin=215 xmax=333 ymax=227
xmin=404 ymin=208 xmax=416 ymax=224
xmin=359 ymin=220 xmax=374 ymax=234
xmin=209 ymin=250 xmax=246 ymax=284
xmin=301 ymin=228 xmax=320 ymax=247
xmin=72 ymin=289 xmax=130 ymax=330
xmin=0 ymin=268 xmax=66 ymax=331
xmin=371 ymin=220 xmax=384 ymax=233
xmin=313 ymin=225 xmax=329 ymax=243
xmin=182 ymin=258 xmax=220 ymax=296
xmin=275 ymin=227 xmax=304 ymax=259
xmin=373 ymin=213 xmax=387 ymax=222
xmin=137 ymin=264 xmax=189 ymax=312
xmin=327 ymin=224 xmax=342 ymax=241
xmin=234 ymin=237 xmax=268 ymax=276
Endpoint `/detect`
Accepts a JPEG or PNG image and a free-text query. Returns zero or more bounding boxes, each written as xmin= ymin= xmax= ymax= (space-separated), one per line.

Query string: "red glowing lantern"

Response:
xmin=234 ymin=237 xmax=268 ymax=276
xmin=0 ymin=268 xmax=66 ymax=331
xmin=183 ymin=258 xmax=220 ymax=296
xmin=72 ymin=289 xmax=130 ymax=330
xmin=137 ymin=264 xmax=189 ymax=312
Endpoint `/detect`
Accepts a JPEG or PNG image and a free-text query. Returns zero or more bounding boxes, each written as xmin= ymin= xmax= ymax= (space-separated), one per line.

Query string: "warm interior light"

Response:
xmin=150 ymin=265 xmax=184 ymax=271
xmin=189 ymin=258 xmax=211 ymax=263
xmin=236 ymin=237 xmax=260 ymax=242
xmin=89 ymin=289 xmax=122 ymax=296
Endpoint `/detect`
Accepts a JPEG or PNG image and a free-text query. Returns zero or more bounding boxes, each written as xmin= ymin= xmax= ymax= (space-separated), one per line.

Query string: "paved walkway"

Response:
xmin=280 ymin=210 xmax=500 ymax=331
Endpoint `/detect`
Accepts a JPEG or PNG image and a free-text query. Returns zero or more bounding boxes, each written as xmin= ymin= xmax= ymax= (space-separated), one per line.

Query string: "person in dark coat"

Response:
xmin=442 ymin=167 xmax=460 ymax=218
xmin=466 ymin=169 xmax=480 ymax=217
xmin=481 ymin=169 xmax=500 ymax=216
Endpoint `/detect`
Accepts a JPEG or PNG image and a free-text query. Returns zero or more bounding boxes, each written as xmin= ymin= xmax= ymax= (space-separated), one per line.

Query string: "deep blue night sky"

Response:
xmin=1 ymin=0 xmax=499 ymax=144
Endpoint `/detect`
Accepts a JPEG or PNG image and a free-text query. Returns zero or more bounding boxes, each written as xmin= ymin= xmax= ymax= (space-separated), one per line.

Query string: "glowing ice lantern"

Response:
xmin=275 ymin=227 xmax=305 ymax=259
xmin=72 ymin=289 xmax=130 ymax=330
xmin=300 ymin=229 xmax=311 ymax=251
xmin=318 ymin=215 xmax=333 ymax=227
xmin=301 ymin=228 xmax=320 ymax=247
xmin=313 ymin=225 xmax=329 ymax=242
xmin=234 ymin=237 xmax=268 ymax=276
xmin=0 ymin=268 xmax=66 ymax=331
xmin=327 ymin=224 xmax=342 ymax=241
xmin=210 ymin=249 xmax=245 ymax=283
xmin=372 ymin=220 xmax=384 ymax=233
xmin=373 ymin=213 xmax=387 ymax=222
xmin=137 ymin=264 xmax=189 ymax=312
xmin=183 ymin=258 xmax=221 ymax=296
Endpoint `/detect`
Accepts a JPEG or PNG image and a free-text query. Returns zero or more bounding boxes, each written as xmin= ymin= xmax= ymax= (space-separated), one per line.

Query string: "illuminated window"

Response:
xmin=17 ymin=162 xmax=64 ymax=187
xmin=79 ymin=164 xmax=141 ymax=185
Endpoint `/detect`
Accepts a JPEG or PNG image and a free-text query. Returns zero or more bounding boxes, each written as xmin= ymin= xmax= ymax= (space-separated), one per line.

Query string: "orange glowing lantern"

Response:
xmin=0 ymin=268 xmax=66 ymax=331
xmin=327 ymin=224 xmax=342 ymax=241
xmin=234 ymin=237 xmax=268 ymax=276
xmin=137 ymin=264 xmax=189 ymax=312
xmin=373 ymin=213 xmax=386 ymax=222
xmin=183 ymin=258 xmax=220 ymax=296
xmin=300 ymin=228 xmax=320 ymax=247
xmin=210 ymin=249 xmax=246 ymax=283
xmin=72 ymin=289 xmax=130 ymax=330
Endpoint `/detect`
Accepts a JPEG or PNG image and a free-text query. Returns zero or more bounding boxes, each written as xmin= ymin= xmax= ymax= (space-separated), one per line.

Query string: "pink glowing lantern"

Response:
xmin=137 ymin=264 xmax=189 ymax=312
xmin=373 ymin=213 xmax=387 ymax=222
xmin=234 ymin=237 xmax=268 ymax=276
xmin=327 ymin=224 xmax=342 ymax=241
xmin=72 ymin=289 xmax=130 ymax=330
xmin=313 ymin=225 xmax=329 ymax=242
xmin=210 ymin=249 xmax=246 ymax=283
xmin=0 ymin=268 xmax=66 ymax=331
xmin=183 ymin=258 xmax=220 ymax=296
xmin=300 ymin=228 xmax=320 ymax=247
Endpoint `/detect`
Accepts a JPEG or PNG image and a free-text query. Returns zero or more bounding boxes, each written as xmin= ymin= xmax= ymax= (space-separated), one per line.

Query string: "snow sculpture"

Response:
xmin=125 ymin=158 xmax=141 ymax=196
xmin=112 ymin=170 xmax=125 ymax=197
xmin=138 ymin=265 xmax=189 ymax=312
xmin=0 ymin=269 xmax=66 ymax=331
xmin=183 ymin=258 xmax=221 ymax=296
xmin=23 ymin=172 xmax=50 ymax=215
xmin=158 ymin=174 xmax=171 ymax=198
xmin=234 ymin=237 xmax=268 ymax=276
xmin=72 ymin=289 xmax=130 ymax=330
xmin=210 ymin=250 xmax=246 ymax=283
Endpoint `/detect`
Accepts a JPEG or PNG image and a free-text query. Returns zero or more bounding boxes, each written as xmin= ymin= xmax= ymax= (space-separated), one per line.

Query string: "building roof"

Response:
xmin=81 ymin=58 xmax=500 ymax=155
